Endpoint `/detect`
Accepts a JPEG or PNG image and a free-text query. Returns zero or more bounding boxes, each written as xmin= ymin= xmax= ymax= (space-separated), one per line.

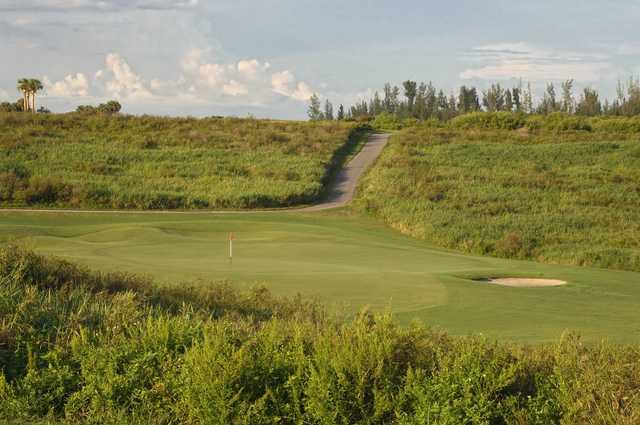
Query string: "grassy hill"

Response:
xmin=0 ymin=113 xmax=362 ymax=210
xmin=355 ymin=124 xmax=640 ymax=272
xmin=1 ymin=245 xmax=639 ymax=424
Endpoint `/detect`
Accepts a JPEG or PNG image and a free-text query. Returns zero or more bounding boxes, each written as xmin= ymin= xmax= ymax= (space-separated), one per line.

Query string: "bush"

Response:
xmin=529 ymin=113 xmax=592 ymax=132
xmin=589 ymin=116 xmax=640 ymax=133
xmin=450 ymin=112 xmax=526 ymax=130
xmin=20 ymin=176 xmax=72 ymax=205
xmin=371 ymin=112 xmax=404 ymax=131
xmin=1 ymin=247 xmax=639 ymax=424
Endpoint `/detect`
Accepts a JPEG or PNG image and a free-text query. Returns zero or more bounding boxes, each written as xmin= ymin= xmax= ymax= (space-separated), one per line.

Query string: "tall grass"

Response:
xmin=1 ymin=246 xmax=639 ymax=424
xmin=0 ymin=113 xmax=363 ymax=209
xmin=354 ymin=126 xmax=640 ymax=272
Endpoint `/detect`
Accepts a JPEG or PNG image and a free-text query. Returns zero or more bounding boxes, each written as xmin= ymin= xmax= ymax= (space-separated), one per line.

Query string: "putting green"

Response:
xmin=1 ymin=209 xmax=639 ymax=342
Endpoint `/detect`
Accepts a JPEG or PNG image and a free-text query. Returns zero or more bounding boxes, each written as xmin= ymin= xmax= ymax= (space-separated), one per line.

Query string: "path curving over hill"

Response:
xmin=0 ymin=133 xmax=389 ymax=214
xmin=301 ymin=133 xmax=389 ymax=211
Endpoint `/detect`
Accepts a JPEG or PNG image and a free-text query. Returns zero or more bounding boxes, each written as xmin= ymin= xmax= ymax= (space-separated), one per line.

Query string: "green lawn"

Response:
xmin=2 ymin=209 xmax=639 ymax=342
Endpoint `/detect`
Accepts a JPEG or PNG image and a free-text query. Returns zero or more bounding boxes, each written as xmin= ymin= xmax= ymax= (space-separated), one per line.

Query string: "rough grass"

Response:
xmin=0 ymin=113 xmax=362 ymax=209
xmin=1 ymin=246 xmax=639 ymax=424
xmin=355 ymin=126 xmax=640 ymax=272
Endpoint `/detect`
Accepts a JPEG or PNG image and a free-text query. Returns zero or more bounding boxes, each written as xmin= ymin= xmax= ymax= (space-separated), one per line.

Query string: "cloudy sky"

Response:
xmin=1 ymin=0 xmax=639 ymax=118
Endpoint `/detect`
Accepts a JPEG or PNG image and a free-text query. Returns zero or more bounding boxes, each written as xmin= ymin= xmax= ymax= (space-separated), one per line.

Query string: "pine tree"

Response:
xmin=324 ymin=99 xmax=334 ymax=120
xmin=505 ymin=89 xmax=513 ymax=112
xmin=512 ymin=86 xmax=522 ymax=112
xmin=524 ymin=82 xmax=534 ymax=114
xmin=307 ymin=94 xmax=322 ymax=121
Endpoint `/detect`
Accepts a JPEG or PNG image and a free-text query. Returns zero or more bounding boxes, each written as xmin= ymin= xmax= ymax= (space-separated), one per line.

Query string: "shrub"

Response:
xmin=450 ymin=112 xmax=526 ymax=130
xmin=1 ymin=247 xmax=640 ymax=423
xmin=20 ymin=177 xmax=72 ymax=205
xmin=371 ymin=112 xmax=403 ymax=131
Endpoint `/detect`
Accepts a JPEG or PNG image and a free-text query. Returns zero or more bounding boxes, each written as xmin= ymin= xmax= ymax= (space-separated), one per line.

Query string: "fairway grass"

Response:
xmin=1 ymin=209 xmax=639 ymax=342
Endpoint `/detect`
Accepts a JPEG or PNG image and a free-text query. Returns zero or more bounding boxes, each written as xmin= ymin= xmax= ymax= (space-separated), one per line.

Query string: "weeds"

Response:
xmin=355 ymin=126 xmax=640 ymax=271
xmin=0 ymin=246 xmax=639 ymax=424
xmin=0 ymin=113 xmax=362 ymax=209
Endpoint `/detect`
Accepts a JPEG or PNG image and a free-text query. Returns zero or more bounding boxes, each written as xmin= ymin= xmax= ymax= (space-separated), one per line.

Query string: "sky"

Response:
xmin=1 ymin=0 xmax=639 ymax=119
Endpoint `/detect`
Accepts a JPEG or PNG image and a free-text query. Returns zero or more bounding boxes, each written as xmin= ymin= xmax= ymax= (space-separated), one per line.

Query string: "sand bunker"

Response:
xmin=486 ymin=278 xmax=567 ymax=288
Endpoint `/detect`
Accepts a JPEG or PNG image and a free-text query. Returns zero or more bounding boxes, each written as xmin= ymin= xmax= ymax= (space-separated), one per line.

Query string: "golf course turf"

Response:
xmin=1 ymin=209 xmax=638 ymax=343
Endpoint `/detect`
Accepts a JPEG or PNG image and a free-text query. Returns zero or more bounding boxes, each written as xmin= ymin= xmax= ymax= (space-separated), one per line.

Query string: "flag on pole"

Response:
xmin=228 ymin=232 xmax=235 ymax=260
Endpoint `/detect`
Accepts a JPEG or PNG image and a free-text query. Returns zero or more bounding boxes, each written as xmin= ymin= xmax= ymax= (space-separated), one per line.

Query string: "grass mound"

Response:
xmin=355 ymin=126 xmax=640 ymax=272
xmin=0 ymin=113 xmax=364 ymax=210
xmin=1 ymin=245 xmax=639 ymax=424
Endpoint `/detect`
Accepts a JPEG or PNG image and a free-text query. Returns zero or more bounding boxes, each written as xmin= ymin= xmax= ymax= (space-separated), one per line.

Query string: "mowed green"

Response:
xmin=2 ymin=209 xmax=639 ymax=343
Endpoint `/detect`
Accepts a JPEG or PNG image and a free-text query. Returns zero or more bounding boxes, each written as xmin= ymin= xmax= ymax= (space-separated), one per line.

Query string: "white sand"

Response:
xmin=488 ymin=278 xmax=567 ymax=288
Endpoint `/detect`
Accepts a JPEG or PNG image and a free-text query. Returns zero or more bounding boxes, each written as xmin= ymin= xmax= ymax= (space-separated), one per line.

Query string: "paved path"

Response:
xmin=0 ymin=133 xmax=389 ymax=215
xmin=301 ymin=133 xmax=389 ymax=211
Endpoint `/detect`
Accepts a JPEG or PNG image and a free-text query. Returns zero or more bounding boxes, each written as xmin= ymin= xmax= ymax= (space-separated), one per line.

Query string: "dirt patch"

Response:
xmin=483 ymin=278 xmax=567 ymax=288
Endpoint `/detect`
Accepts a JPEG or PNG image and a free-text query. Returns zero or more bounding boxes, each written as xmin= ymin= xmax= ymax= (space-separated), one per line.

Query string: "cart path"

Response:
xmin=0 ymin=133 xmax=389 ymax=215
xmin=301 ymin=133 xmax=389 ymax=211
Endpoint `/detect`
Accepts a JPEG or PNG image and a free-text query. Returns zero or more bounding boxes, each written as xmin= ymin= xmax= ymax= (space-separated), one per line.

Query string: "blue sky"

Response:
xmin=1 ymin=0 xmax=639 ymax=118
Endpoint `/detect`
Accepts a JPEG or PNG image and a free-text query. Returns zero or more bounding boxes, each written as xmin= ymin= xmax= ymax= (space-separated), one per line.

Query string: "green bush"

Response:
xmin=1 ymin=246 xmax=639 ymax=424
xmin=371 ymin=112 xmax=404 ymax=131
xmin=589 ymin=116 xmax=640 ymax=133
xmin=450 ymin=112 xmax=526 ymax=130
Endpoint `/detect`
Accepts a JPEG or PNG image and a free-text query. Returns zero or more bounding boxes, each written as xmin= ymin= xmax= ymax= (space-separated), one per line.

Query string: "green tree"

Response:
xmin=576 ymin=88 xmax=602 ymax=116
xmin=512 ymin=86 xmax=522 ymax=112
xmin=403 ymin=80 xmax=417 ymax=113
xmin=561 ymin=79 xmax=575 ymax=113
xmin=504 ymin=89 xmax=513 ymax=112
xmin=16 ymin=78 xmax=30 ymax=112
xmin=323 ymin=99 xmax=334 ymax=120
xmin=337 ymin=104 xmax=345 ymax=120
xmin=307 ymin=94 xmax=322 ymax=121
xmin=27 ymin=79 xmax=43 ymax=113
xmin=523 ymin=82 xmax=534 ymax=114
xmin=458 ymin=86 xmax=479 ymax=114
xmin=482 ymin=84 xmax=505 ymax=112
xmin=98 ymin=100 xmax=122 ymax=114
xmin=539 ymin=83 xmax=558 ymax=114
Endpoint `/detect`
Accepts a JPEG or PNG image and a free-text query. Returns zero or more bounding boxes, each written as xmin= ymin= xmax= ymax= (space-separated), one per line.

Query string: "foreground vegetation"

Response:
xmin=355 ymin=115 xmax=640 ymax=272
xmin=0 ymin=113 xmax=362 ymax=209
xmin=1 ymin=245 xmax=639 ymax=424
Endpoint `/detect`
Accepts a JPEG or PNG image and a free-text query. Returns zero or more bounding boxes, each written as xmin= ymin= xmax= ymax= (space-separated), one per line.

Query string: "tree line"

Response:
xmin=308 ymin=77 xmax=640 ymax=121
xmin=0 ymin=78 xmax=122 ymax=115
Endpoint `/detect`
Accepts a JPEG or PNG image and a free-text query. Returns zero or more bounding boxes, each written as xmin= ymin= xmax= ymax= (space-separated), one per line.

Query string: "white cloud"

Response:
xmin=35 ymin=49 xmax=316 ymax=107
xmin=95 ymin=53 xmax=152 ymax=99
xmin=43 ymin=73 xmax=89 ymax=97
xmin=181 ymin=49 xmax=315 ymax=103
xmin=223 ymin=80 xmax=248 ymax=96
xmin=14 ymin=16 xmax=34 ymax=25
xmin=0 ymin=89 xmax=9 ymax=101
xmin=271 ymin=70 xmax=314 ymax=101
xmin=238 ymin=59 xmax=269 ymax=79
xmin=460 ymin=42 xmax=612 ymax=82
xmin=1 ymin=0 xmax=199 ymax=10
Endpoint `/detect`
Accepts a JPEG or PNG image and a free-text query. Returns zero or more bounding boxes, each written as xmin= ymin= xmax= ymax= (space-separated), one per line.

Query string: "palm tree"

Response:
xmin=27 ymin=79 xmax=43 ymax=113
xmin=17 ymin=78 xmax=30 ymax=112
